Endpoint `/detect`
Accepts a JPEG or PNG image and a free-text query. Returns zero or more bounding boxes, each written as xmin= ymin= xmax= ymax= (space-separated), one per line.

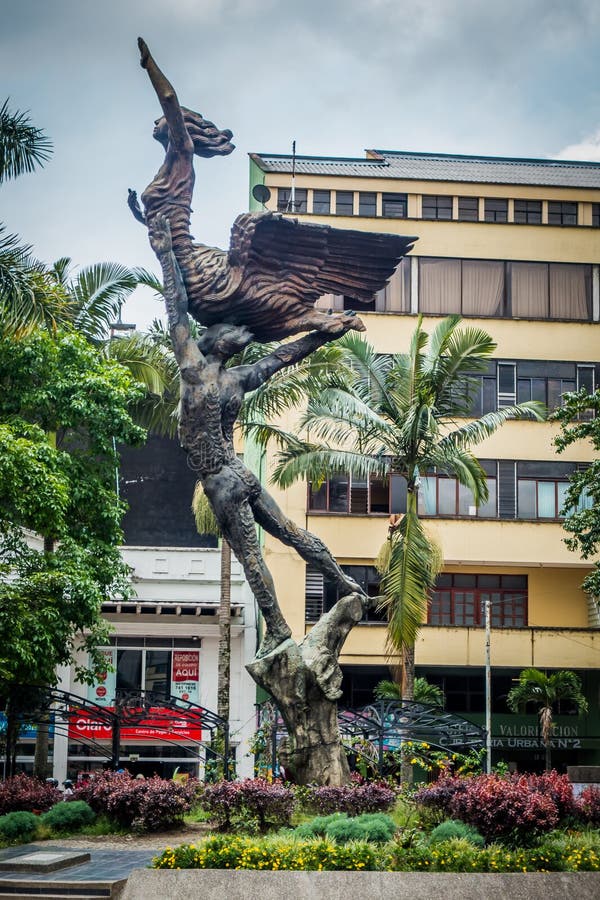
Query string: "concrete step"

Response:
xmin=0 ymin=878 xmax=122 ymax=899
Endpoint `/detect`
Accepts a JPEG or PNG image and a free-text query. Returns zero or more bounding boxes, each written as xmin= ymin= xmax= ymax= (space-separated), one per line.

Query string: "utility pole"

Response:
xmin=484 ymin=595 xmax=492 ymax=773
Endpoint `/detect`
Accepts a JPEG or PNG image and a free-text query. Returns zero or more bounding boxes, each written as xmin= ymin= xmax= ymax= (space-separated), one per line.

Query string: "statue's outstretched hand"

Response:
xmin=150 ymin=213 xmax=173 ymax=256
xmin=138 ymin=37 xmax=151 ymax=69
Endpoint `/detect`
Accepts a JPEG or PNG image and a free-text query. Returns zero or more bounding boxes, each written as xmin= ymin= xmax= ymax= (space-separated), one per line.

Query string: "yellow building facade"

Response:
xmin=249 ymin=149 xmax=600 ymax=769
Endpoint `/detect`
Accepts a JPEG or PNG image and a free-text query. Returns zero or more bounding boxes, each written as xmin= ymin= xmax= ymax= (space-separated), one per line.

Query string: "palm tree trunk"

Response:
xmin=402 ymin=644 xmax=415 ymax=701
xmin=401 ymin=644 xmax=415 ymax=785
xmin=33 ymin=535 xmax=54 ymax=778
xmin=217 ymin=539 xmax=232 ymax=723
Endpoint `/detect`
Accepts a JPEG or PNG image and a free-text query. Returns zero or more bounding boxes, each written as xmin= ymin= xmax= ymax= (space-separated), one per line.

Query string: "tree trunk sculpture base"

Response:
xmin=247 ymin=592 xmax=367 ymax=785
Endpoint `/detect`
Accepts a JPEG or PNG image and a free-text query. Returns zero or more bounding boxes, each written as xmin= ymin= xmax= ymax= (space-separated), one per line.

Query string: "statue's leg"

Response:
xmin=251 ymin=487 xmax=365 ymax=598
xmin=217 ymin=496 xmax=292 ymax=654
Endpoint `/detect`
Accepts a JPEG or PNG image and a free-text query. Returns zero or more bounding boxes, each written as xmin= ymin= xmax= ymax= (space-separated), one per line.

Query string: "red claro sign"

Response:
xmin=68 ymin=709 xmax=202 ymax=742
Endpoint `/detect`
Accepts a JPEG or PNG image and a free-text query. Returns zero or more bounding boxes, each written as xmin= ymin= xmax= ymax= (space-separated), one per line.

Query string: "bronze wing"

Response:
xmin=226 ymin=212 xmax=416 ymax=340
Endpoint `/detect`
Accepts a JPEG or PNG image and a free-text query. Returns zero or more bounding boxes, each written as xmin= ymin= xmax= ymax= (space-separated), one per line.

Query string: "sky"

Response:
xmin=2 ymin=0 xmax=600 ymax=329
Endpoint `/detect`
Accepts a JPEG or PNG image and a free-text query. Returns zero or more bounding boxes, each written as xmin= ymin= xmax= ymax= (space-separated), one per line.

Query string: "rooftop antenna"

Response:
xmin=290 ymin=139 xmax=296 ymax=212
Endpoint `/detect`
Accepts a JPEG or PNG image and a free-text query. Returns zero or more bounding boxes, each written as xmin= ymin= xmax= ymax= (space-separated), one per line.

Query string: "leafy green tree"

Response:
xmin=553 ymin=388 xmax=600 ymax=599
xmin=270 ymin=316 xmax=544 ymax=706
xmin=507 ymin=668 xmax=588 ymax=771
xmin=0 ymin=329 xmax=146 ymax=774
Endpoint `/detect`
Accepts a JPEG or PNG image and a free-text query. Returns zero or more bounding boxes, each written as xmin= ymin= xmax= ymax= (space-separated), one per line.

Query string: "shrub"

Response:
xmin=153 ymin=835 xmax=382 ymax=870
xmin=326 ymin=813 xmax=396 ymax=844
xmin=0 ymin=774 xmax=61 ymax=815
xmin=200 ymin=779 xmax=295 ymax=831
xmin=577 ymin=786 xmax=600 ymax=826
xmin=0 ymin=810 xmax=39 ymax=843
xmin=41 ymin=801 xmax=96 ymax=832
xmin=237 ymin=779 xmax=295 ymax=830
xmin=296 ymin=812 xmax=395 ymax=844
xmin=72 ymin=771 xmax=197 ymax=832
xmin=305 ymin=781 xmax=396 ymax=816
xmin=525 ymin=771 xmax=576 ymax=819
xmin=429 ymin=819 xmax=484 ymax=848
xmin=415 ymin=773 xmax=564 ymax=844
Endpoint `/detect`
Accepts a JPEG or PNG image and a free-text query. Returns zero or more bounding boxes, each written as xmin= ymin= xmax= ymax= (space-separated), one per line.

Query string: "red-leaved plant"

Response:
xmin=0 ymin=774 xmax=61 ymax=815
xmin=72 ymin=771 xmax=197 ymax=832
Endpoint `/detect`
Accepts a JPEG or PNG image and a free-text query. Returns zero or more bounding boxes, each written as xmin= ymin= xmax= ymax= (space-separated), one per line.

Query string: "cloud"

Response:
xmin=554 ymin=130 xmax=600 ymax=161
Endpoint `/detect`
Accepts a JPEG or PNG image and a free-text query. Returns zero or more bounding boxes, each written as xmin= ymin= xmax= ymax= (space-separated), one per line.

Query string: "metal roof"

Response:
xmin=251 ymin=150 xmax=600 ymax=189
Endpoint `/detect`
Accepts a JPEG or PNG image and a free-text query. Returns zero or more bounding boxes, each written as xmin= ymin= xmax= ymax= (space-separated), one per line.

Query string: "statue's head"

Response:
xmin=198 ymin=323 xmax=253 ymax=359
xmin=153 ymin=108 xmax=234 ymax=158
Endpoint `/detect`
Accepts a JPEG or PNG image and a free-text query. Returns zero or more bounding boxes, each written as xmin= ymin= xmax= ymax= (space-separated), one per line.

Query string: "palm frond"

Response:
xmin=272 ymin=446 xmax=390 ymax=489
xmin=69 ymin=262 xmax=141 ymax=341
xmin=0 ymin=99 xmax=52 ymax=183
xmin=378 ymin=499 xmax=439 ymax=653
xmin=437 ymin=402 xmax=546 ymax=452
xmin=0 ymin=228 xmax=72 ymax=335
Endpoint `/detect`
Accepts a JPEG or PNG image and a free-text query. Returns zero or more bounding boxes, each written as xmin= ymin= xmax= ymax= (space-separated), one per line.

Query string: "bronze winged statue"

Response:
xmin=129 ymin=38 xmax=416 ymax=342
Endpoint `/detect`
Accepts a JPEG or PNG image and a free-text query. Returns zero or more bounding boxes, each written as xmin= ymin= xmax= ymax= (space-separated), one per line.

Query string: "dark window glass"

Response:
xmin=308 ymin=481 xmax=327 ymax=511
xmin=116 ymin=649 xmax=142 ymax=692
xmin=329 ymin=475 xmax=349 ymax=512
xmin=593 ymin=204 xmax=600 ymax=228
xmin=548 ymin=201 xmax=578 ymax=226
xmin=484 ymin=198 xmax=508 ymax=223
xmin=458 ymin=196 xmax=479 ymax=221
xmin=336 ymin=191 xmax=354 ymax=216
xmin=514 ymin=199 xmax=542 ymax=224
xmin=145 ymin=650 xmax=171 ymax=699
xmin=422 ymin=195 xmax=453 ymax=220
xmin=382 ymin=192 xmax=407 ymax=218
xmin=277 ymin=188 xmax=307 ymax=213
xmin=358 ymin=192 xmax=377 ymax=217
xmin=313 ymin=190 xmax=331 ymax=214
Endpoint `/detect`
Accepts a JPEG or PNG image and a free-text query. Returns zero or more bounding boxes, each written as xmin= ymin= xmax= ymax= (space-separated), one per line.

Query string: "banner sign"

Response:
xmin=68 ymin=708 xmax=202 ymax=742
xmin=171 ymin=650 xmax=200 ymax=704
xmin=87 ymin=649 xmax=116 ymax=707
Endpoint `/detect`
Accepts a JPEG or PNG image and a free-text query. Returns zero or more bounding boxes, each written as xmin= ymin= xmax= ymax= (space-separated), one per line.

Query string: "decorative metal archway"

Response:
xmin=3 ymin=686 xmax=233 ymax=779
xmin=256 ymin=699 xmax=485 ymax=778
xmin=338 ymin=700 xmax=486 ymax=773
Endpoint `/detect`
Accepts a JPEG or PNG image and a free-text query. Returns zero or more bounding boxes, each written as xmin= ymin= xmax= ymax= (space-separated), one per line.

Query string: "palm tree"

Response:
xmin=270 ymin=316 xmax=545 ymax=704
xmin=374 ymin=676 xmax=444 ymax=708
xmin=507 ymin=668 xmax=588 ymax=771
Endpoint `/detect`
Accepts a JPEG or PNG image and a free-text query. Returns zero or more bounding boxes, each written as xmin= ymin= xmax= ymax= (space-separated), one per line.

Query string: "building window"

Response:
xmin=548 ymin=201 xmax=578 ymax=226
xmin=313 ymin=190 xmax=331 ymax=215
xmin=510 ymin=261 xmax=591 ymax=320
xmin=418 ymin=257 xmax=592 ymax=321
xmin=514 ymin=199 xmax=542 ymax=224
xmin=308 ymin=473 xmax=407 ymax=515
xmin=484 ymin=198 xmax=508 ymax=223
xmin=382 ymin=192 xmax=407 ymax=218
xmin=422 ymin=195 xmax=453 ymax=220
xmin=429 ymin=574 xmax=528 ymax=628
xmin=336 ymin=191 xmax=354 ymax=216
xmin=592 ymin=203 xmax=600 ymax=227
xmin=305 ymin=565 xmax=385 ymax=623
xmin=277 ymin=188 xmax=307 ymax=213
xmin=417 ymin=462 xmax=497 ymax=519
xmin=458 ymin=197 xmax=479 ymax=221
xmin=358 ymin=192 xmax=377 ymax=217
